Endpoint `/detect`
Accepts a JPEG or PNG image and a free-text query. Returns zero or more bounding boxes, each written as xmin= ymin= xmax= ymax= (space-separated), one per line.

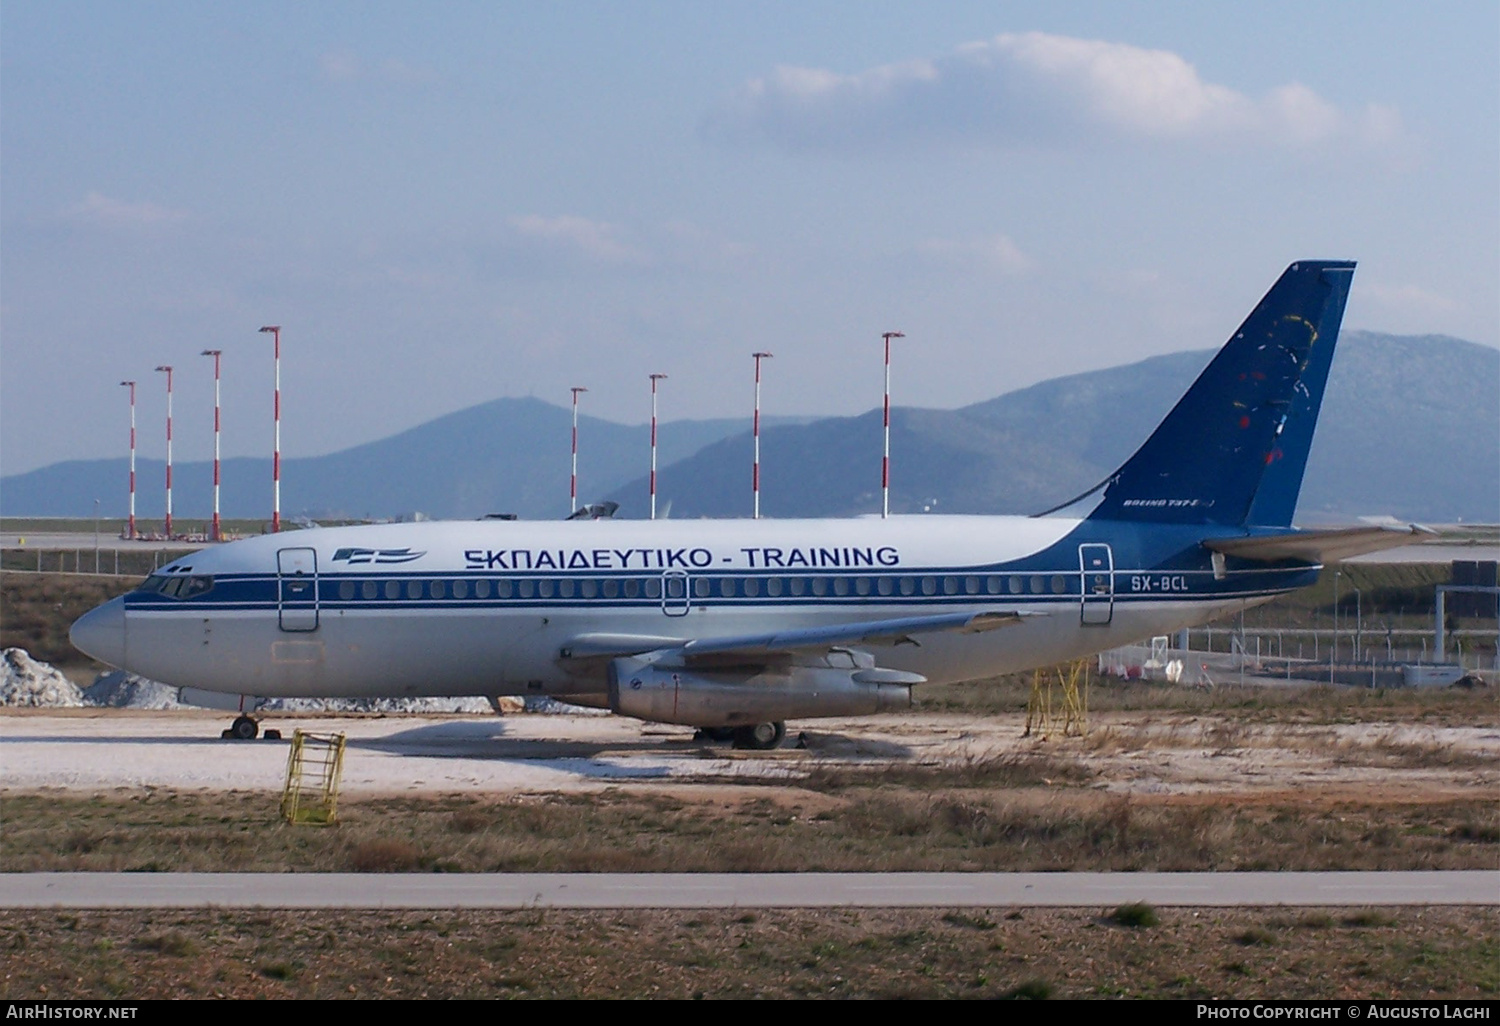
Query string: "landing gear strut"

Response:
xmin=732 ymin=721 xmax=786 ymax=750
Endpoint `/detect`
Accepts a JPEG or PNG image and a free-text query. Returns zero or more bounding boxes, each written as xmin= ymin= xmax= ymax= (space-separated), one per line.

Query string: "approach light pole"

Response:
xmin=258 ymin=326 xmax=282 ymax=533
xmin=881 ymin=331 xmax=905 ymax=519
xmin=570 ymin=386 xmax=588 ymax=516
xmin=155 ymin=365 xmax=174 ymax=538
xmin=201 ymin=350 xmax=223 ymax=541
xmin=752 ymin=352 xmax=772 ymax=519
xmin=649 ymin=373 xmax=667 ymax=520
xmin=120 ymin=381 xmax=137 ymax=539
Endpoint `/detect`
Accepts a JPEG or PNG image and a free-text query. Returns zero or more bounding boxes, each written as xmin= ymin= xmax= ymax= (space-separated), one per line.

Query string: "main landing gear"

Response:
xmin=695 ymin=722 xmax=785 ymax=749
xmin=732 ymin=721 xmax=786 ymax=751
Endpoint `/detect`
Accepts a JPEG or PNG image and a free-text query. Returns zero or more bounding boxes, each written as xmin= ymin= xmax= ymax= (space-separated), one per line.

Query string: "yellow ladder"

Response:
xmin=280 ymin=729 xmax=347 ymax=825
xmin=1023 ymin=660 xmax=1090 ymax=740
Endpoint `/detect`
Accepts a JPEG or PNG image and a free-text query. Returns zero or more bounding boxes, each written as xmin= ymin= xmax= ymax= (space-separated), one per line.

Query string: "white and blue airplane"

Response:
xmin=71 ymin=261 xmax=1423 ymax=747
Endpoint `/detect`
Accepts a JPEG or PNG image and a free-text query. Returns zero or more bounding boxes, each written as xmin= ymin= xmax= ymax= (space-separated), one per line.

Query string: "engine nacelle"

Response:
xmin=606 ymin=655 xmax=912 ymax=727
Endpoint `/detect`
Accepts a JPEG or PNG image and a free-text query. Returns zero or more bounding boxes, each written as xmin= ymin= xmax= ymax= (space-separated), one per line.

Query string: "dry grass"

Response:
xmin=0 ymin=906 xmax=1492 ymax=999
xmin=2 ymin=789 xmax=1493 ymax=874
xmin=0 ymin=571 xmax=139 ymax=667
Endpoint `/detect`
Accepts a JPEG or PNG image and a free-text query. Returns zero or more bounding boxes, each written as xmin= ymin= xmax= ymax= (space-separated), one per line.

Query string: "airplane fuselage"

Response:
xmin=78 ymin=514 xmax=1316 ymax=702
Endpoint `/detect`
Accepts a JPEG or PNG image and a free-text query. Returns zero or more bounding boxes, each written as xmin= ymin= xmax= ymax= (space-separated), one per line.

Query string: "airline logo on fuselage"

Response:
xmin=462 ymin=546 xmax=901 ymax=572
xmin=331 ymin=547 xmax=427 ymax=564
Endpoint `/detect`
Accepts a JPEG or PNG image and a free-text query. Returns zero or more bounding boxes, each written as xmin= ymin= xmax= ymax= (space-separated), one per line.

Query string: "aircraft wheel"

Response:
xmin=229 ymin=715 xmax=259 ymax=741
xmin=733 ymin=721 xmax=785 ymax=750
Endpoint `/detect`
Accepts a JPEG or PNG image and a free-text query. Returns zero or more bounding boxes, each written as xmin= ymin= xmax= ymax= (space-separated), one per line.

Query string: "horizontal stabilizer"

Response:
xmin=1203 ymin=524 xmax=1435 ymax=564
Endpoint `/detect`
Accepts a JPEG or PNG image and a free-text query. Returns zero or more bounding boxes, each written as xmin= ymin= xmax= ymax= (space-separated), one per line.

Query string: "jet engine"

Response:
xmin=605 ymin=648 xmax=916 ymax=727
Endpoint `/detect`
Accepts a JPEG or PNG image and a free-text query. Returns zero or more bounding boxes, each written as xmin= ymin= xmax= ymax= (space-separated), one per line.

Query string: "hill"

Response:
xmin=3 ymin=333 xmax=1495 ymax=524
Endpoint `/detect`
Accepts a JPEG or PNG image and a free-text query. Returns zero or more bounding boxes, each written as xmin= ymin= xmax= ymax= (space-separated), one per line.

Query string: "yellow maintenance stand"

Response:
xmin=1023 ymin=659 xmax=1090 ymax=740
xmin=280 ymin=729 xmax=347 ymax=825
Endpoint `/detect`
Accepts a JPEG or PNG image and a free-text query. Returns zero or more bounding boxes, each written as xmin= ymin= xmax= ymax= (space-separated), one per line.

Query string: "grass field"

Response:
xmin=3 ymin=905 xmax=1493 ymax=999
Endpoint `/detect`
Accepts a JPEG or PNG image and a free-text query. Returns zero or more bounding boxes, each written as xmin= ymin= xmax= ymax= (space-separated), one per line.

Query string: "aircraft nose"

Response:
xmin=70 ymin=597 xmax=126 ymax=667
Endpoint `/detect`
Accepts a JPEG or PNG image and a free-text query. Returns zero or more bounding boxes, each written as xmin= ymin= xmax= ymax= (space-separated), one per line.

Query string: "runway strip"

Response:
xmin=3 ymin=872 xmax=1495 ymax=909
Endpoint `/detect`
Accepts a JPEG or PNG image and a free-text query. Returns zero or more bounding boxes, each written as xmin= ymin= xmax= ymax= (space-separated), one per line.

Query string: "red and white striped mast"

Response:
xmin=569 ymin=386 xmax=588 ymax=515
xmin=649 ymin=373 xmax=667 ymax=520
xmin=201 ymin=350 xmax=223 ymax=541
xmin=881 ymin=331 xmax=904 ymax=519
xmin=258 ymin=326 xmax=281 ymax=533
xmin=119 ymin=381 xmax=137 ymax=539
xmin=752 ymin=351 xmax=772 ymax=519
xmin=155 ymin=365 xmax=174 ymax=538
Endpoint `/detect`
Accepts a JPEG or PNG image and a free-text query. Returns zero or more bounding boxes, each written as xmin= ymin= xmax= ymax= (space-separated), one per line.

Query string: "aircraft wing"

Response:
xmin=559 ymin=610 xmax=1034 ymax=673
xmin=1203 ymin=523 xmax=1435 ymax=564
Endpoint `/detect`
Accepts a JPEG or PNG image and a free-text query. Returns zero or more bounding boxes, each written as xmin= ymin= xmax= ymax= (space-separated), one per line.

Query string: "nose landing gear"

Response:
xmin=222 ymin=715 xmax=280 ymax=741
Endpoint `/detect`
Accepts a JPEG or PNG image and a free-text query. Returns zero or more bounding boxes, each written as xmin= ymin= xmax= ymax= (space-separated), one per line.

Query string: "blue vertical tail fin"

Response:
xmin=1058 ymin=260 xmax=1355 ymax=527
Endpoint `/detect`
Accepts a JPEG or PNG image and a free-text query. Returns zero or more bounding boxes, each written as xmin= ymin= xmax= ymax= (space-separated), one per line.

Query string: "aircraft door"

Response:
xmin=661 ymin=570 xmax=690 ymax=617
xmin=277 ymin=547 xmax=320 ymax=632
xmin=1079 ymin=543 xmax=1114 ymax=626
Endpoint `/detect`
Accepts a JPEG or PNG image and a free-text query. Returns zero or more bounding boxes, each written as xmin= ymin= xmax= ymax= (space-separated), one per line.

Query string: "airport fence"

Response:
xmin=0 ymin=547 xmax=194 ymax=578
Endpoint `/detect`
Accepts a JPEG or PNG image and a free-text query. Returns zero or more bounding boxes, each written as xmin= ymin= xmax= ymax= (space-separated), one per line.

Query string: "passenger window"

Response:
xmin=339 ymin=581 xmax=355 ymax=600
xmin=601 ymin=579 xmax=618 ymax=599
xmin=811 ymin=577 xmax=828 ymax=597
xmin=518 ymin=580 xmax=535 ymax=598
xmin=876 ymin=577 xmax=893 ymax=596
xmin=538 ymin=579 xmax=555 ymax=599
xmin=742 ymin=578 xmax=760 ymax=597
xmin=580 ymin=579 xmax=597 ymax=598
xmin=473 ymin=579 xmax=488 ymax=599
xmin=900 ymin=578 xmax=917 ymax=596
xmin=921 ymin=577 xmax=937 ymax=596
xmin=964 ymin=576 xmax=980 ymax=595
xmin=766 ymin=578 xmax=784 ymax=597
xmin=833 ymin=578 xmax=850 ymax=597
xmin=558 ymin=579 xmax=575 ymax=598
xmin=1030 ymin=575 xmax=1046 ymax=595
xmin=495 ymin=579 xmax=512 ymax=598
xmin=788 ymin=578 xmax=806 ymax=597
xmin=452 ymin=580 xmax=468 ymax=599
xmin=407 ymin=581 xmax=423 ymax=600
xmin=385 ymin=581 xmax=401 ymax=600
xmin=1052 ymin=575 xmax=1068 ymax=594
xmin=362 ymin=581 xmax=378 ymax=600
xmin=431 ymin=580 xmax=446 ymax=599
xmin=623 ymin=579 xmax=640 ymax=599
xmin=1008 ymin=576 xmax=1023 ymax=594
xmin=856 ymin=577 xmax=873 ymax=596
xmin=693 ymin=577 xmax=711 ymax=598
xmin=644 ymin=578 xmax=661 ymax=599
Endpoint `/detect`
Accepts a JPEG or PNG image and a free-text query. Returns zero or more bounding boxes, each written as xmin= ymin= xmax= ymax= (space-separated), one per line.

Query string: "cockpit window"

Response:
xmin=134 ymin=573 xmax=214 ymax=600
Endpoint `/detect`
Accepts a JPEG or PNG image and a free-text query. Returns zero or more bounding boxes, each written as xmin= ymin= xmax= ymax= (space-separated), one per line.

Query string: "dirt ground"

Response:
xmin=4 ymin=705 xmax=1496 ymax=802
xmin=3 ymin=700 xmax=1496 ymax=999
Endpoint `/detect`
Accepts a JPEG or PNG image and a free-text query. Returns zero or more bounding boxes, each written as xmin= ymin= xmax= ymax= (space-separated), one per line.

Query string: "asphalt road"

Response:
xmin=3 ymin=871 xmax=1495 ymax=909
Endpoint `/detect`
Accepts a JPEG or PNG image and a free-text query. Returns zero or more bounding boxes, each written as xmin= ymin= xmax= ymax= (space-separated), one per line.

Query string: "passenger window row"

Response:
xmin=331 ymin=573 xmax=1076 ymax=602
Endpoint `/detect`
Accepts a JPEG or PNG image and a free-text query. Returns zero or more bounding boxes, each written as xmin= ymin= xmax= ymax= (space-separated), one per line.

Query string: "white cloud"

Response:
xmin=320 ymin=51 xmax=362 ymax=82
xmin=1360 ymin=282 xmax=1459 ymax=318
xmin=61 ymin=192 xmax=188 ymax=227
xmin=320 ymin=51 xmax=436 ymax=85
xmin=509 ymin=214 xmax=648 ymax=265
xmin=705 ymin=31 xmax=1405 ymax=154
xmin=915 ymin=234 xmax=1032 ymax=275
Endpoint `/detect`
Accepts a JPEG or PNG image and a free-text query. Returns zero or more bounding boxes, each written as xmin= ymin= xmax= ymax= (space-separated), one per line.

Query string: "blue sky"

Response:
xmin=3 ymin=1 xmax=1496 ymax=479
